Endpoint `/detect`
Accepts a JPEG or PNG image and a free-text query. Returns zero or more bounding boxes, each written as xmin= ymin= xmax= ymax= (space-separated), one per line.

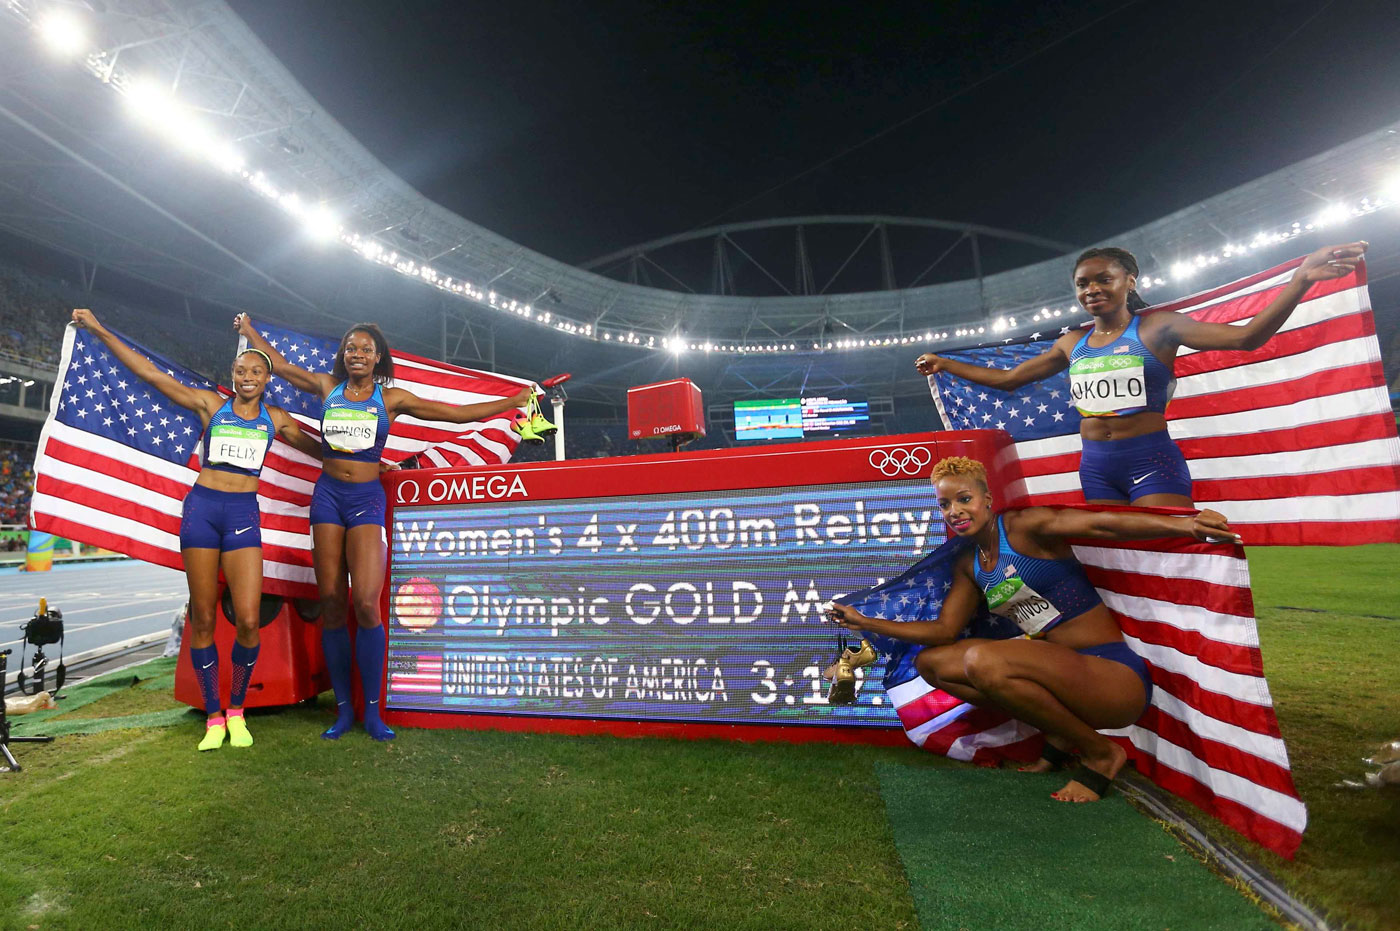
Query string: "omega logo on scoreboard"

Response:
xmin=396 ymin=473 xmax=528 ymax=506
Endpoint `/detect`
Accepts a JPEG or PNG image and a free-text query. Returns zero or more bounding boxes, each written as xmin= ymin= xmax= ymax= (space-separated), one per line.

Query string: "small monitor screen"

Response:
xmin=733 ymin=398 xmax=803 ymax=441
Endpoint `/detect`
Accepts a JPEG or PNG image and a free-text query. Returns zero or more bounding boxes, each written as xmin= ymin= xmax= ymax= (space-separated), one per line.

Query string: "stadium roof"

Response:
xmin=0 ymin=0 xmax=1397 ymax=408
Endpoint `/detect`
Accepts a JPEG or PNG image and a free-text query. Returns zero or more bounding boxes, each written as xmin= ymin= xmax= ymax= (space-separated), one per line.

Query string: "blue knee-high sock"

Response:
xmin=320 ymin=626 xmax=355 ymax=739
xmin=189 ymin=644 xmax=221 ymax=716
xmin=355 ymin=624 xmax=394 ymax=741
xmin=229 ymin=641 xmax=260 ymax=708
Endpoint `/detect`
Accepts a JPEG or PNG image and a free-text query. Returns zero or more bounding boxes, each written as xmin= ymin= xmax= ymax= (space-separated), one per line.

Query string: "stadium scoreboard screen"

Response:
xmin=383 ymin=431 xmax=1010 ymax=733
xmin=733 ymin=396 xmax=871 ymax=442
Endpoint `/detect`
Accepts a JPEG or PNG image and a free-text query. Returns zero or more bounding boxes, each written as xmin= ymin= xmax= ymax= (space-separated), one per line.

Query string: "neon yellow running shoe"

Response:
xmin=227 ymin=713 xmax=253 ymax=748
xmin=526 ymin=394 xmax=557 ymax=438
xmin=511 ymin=409 xmax=543 ymax=445
xmin=198 ymin=719 xmax=227 ymax=752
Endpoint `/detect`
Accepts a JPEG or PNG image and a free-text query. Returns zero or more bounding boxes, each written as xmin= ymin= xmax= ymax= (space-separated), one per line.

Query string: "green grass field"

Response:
xmin=2 ymin=545 xmax=1397 ymax=930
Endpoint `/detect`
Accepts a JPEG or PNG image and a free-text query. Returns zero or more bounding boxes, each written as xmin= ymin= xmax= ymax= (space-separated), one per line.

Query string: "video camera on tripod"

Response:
xmin=16 ymin=597 xmax=64 ymax=697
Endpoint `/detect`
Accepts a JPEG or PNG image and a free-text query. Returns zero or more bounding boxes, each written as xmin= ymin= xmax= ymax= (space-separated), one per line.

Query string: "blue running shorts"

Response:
xmin=1078 ymin=429 xmax=1192 ymax=502
xmin=179 ymin=484 xmax=261 ymax=551
xmin=310 ymin=473 xmax=386 ymax=529
xmin=1076 ymin=640 xmax=1153 ymax=707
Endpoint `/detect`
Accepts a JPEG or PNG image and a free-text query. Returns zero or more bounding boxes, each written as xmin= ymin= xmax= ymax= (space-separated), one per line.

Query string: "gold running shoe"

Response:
xmin=824 ymin=639 xmax=878 ymax=704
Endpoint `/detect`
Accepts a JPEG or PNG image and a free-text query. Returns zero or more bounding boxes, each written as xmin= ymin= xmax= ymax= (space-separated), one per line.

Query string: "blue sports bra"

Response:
xmin=201 ymin=398 xmax=276 ymax=477
xmin=320 ymin=382 xmax=391 ymax=463
xmin=972 ymin=515 xmax=1103 ymax=637
xmin=1068 ymin=315 xmax=1175 ymax=417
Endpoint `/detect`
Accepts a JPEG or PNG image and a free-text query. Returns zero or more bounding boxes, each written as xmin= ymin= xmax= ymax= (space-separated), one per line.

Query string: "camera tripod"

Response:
xmin=1 ymin=649 xmax=54 ymax=773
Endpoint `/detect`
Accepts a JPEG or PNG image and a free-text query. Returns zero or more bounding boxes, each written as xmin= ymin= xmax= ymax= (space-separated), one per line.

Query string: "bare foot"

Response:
xmin=1019 ymin=758 xmax=1058 ymax=774
xmin=1052 ymin=741 xmax=1128 ymax=803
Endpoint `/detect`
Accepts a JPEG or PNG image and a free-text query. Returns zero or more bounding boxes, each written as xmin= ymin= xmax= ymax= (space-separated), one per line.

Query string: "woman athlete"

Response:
xmin=826 ymin=456 xmax=1239 ymax=802
xmin=915 ymin=241 xmax=1367 ymax=506
xmin=237 ymin=314 xmax=533 ymax=740
xmin=72 ymin=308 xmax=320 ymax=751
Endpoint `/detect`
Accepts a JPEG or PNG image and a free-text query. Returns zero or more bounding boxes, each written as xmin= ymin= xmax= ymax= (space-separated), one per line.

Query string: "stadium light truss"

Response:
xmin=11 ymin=3 xmax=1400 ymax=358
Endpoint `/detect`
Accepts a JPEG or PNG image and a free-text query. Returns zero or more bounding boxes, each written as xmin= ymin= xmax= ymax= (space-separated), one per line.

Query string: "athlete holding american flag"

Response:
xmin=826 ymin=456 xmax=1240 ymax=803
xmin=237 ymin=314 xmax=534 ymax=741
xmin=70 ymin=308 xmax=321 ymax=751
xmin=915 ymin=241 xmax=1368 ymax=507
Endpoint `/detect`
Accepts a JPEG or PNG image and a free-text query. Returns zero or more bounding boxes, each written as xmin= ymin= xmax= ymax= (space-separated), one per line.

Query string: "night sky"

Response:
xmin=228 ymin=1 xmax=1400 ymax=269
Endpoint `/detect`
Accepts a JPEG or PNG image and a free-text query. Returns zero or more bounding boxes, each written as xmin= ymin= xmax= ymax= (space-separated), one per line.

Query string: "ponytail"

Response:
xmin=1126 ymin=289 xmax=1150 ymax=313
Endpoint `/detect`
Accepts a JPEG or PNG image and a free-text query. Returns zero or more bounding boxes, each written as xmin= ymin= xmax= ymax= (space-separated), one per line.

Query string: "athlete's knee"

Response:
xmin=233 ymin=613 xmax=259 ymax=640
xmin=351 ymin=590 xmax=380 ymax=625
xmin=188 ymin=604 xmax=217 ymax=637
xmin=962 ymin=643 xmax=1011 ymax=689
xmin=319 ymin=592 xmax=349 ymax=629
xmin=915 ymin=646 xmax=957 ymax=686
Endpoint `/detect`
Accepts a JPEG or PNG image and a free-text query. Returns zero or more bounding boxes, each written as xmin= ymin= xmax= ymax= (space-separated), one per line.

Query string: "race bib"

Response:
xmin=207 ymin=423 xmax=269 ymax=472
xmin=1069 ymin=355 xmax=1147 ymax=416
xmin=322 ymin=408 xmax=378 ymax=453
xmin=984 ymin=574 xmax=1062 ymax=637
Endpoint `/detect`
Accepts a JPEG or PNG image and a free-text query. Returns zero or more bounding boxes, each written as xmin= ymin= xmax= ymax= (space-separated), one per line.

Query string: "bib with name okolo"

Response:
xmin=984 ymin=568 xmax=1062 ymax=637
xmin=324 ymin=407 xmax=378 ymax=453
xmin=207 ymin=423 xmax=270 ymax=471
xmin=1069 ymin=353 xmax=1146 ymax=416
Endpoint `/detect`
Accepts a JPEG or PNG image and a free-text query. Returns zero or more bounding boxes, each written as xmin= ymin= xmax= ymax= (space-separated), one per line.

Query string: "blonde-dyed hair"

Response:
xmin=931 ymin=456 xmax=988 ymax=491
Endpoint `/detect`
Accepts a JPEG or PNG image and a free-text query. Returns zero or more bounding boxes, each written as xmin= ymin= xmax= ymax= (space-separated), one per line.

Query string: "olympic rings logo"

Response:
xmin=868 ymin=446 xmax=933 ymax=477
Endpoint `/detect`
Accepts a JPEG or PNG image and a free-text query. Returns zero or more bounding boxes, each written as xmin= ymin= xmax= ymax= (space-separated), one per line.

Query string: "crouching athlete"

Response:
xmin=826 ymin=456 xmax=1239 ymax=801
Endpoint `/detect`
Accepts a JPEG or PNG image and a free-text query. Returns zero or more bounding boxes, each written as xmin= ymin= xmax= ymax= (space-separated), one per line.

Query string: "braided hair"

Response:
xmin=1075 ymin=246 xmax=1150 ymax=313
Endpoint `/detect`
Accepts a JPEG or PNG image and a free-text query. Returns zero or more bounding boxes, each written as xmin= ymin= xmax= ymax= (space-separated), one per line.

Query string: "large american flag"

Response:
xmin=844 ymin=521 xmax=1305 ymax=859
xmin=31 ymin=322 xmax=533 ymax=598
xmin=930 ymin=257 xmax=1400 ymax=545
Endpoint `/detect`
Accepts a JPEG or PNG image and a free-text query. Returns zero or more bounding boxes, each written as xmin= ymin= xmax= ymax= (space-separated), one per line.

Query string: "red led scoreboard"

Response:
xmin=381 ymin=430 xmax=1016 ymax=744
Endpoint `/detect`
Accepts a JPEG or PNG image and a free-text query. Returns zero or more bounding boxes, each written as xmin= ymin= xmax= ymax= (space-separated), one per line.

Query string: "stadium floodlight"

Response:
xmin=121 ymin=76 xmax=183 ymax=127
xmin=1312 ymin=203 xmax=1350 ymax=228
xmin=35 ymin=9 xmax=86 ymax=57
xmin=304 ymin=205 xmax=340 ymax=242
xmin=1381 ymin=171 xmax=1400 ymax=203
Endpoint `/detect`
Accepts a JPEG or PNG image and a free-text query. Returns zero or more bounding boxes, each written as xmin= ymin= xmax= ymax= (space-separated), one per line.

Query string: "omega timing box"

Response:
xmin=628 ymin=378 xmax=706 ymax=440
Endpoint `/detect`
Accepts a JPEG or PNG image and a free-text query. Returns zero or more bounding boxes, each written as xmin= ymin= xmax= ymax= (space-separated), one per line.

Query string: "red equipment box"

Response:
xmin=174 ymin=599 xmax=329 ymax=709
xmin=627 ymin=377 xmax=705 ymax=440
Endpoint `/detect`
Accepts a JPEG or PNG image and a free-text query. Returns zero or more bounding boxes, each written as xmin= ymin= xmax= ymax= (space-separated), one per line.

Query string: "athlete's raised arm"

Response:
xmin=1148 ymin=241 xmax=1367 ymax=353
xmin=385 ymin=385 xmax=534 ymax=424
xmin=916 ymin=332 xmax=1076 ymax=391
xmin=71 ymin=309 xmax=224 ymax=423
xmin=235 ymin=313 xmax=336 ymax=398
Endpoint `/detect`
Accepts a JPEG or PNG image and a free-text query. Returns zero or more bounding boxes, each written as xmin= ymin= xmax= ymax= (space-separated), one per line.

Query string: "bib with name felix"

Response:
xmin=202 ymin=399 xmax=275 ymax=476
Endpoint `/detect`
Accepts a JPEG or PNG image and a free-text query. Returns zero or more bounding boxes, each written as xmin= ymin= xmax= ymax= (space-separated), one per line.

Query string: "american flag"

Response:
xmin=31 ymin=322 xmax=533 ymax=598
xmin=30 ymin=327 xmax=216 ymax=571
xmin=387 ymin=652 xmax=444 ymax=695
xmin=930 ymin=256 xmax=1400 ymax=545
xmin=842 ymin=522 xmax=1305 ymax=859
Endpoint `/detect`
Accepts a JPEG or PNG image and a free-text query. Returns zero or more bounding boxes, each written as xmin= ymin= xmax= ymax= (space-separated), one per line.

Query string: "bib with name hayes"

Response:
xmin=320 ymin=381 xmax=391 ymax=462
xmin=1067 ymin=315 xmax=1175 ymax=417
xmin=202 ymin=398 xmax=275 ymax=476
xmin=972 ymin=515 xmax=1103 ymax=638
